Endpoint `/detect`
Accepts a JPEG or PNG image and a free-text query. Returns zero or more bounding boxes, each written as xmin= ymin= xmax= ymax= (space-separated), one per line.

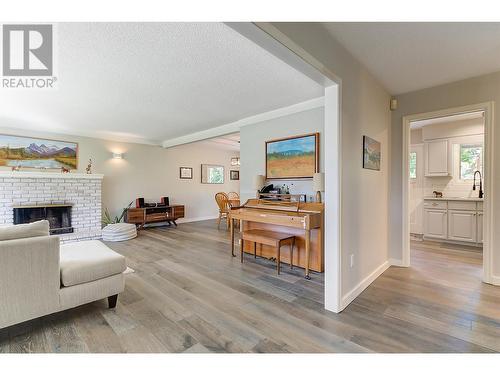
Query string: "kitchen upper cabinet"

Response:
xmin=424 ymin=139 xmax=450 ymax=176
xmin=477 ymin=212 xmax=483 ymax=244
xmin=448 ymin=210 xmax=476 ymax=243
xmin=424 ymin=209 xmax=447 ymax=239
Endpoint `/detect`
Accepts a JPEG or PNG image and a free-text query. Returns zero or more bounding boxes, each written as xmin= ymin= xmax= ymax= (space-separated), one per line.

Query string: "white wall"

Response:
xmin=0 ymin=127 xmax=239 ymax=222
xmin=390 ymin=71 xmax=500 ymax=278
xmin=239 ymin=107 xmax=324 ymax=202
xmin=270 ymin=23 xmax=392 ymax=307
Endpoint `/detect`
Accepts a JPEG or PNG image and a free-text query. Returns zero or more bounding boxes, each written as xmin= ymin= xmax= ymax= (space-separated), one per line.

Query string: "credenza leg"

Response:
xmin=241 ymin=238 xmax=244 ymax=263
xmin=230 ymin=218 xmax=236 ymax=257
xmin=254 ymin=242 xmax=257 ymax=259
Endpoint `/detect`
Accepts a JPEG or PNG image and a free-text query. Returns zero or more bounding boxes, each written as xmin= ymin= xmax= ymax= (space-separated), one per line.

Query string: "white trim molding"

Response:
xmin=341 ymin=261 xmax=390 ymax=310
xmin=401 ymin=102 xmax=494 ymax=284
xmin=161 ymin=97 xmax=324 ymax=148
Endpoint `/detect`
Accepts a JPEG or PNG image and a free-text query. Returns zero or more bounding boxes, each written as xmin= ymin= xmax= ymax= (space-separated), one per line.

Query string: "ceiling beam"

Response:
xmin=161 ymin=96 xmax=324 ymax=148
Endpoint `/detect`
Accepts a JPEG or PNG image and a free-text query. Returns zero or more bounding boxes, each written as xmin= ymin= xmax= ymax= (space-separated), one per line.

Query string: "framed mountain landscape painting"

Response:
xmin=0 ymin=134 xmax=78 ymax=170
xmin=266 ymin=133 xmax=319 ymax=179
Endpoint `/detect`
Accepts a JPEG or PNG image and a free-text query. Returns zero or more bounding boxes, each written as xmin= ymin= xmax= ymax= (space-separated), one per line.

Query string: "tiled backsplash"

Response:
xmin=424 ymin=176 xmax=481 ymax=198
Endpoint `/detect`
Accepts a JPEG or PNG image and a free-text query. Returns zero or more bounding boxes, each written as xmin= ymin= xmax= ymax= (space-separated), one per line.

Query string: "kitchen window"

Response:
xmin=460 ymin=144 xmax=482 ymax=180
xmin=409 ymin=151 xmax=417 ymax=179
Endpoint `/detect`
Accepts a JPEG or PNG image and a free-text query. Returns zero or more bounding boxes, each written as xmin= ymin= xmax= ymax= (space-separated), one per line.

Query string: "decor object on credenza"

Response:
xmin=231 ymin=157 xmax=240 ymax=166
xmin=362 ymin=135 xmax=381 ymax=171
xmin=313 ymin=172 xmax=325 ymax=203
xmin=61 ymin=166 xmax=70 ymax=173
xmin=230 ymin=170 xmax=239 ymax=180
xmin=266 ymin=133 xmax=319 ymax=179
xmin=253 ymin=174 xmax=266 ymax=198
xmin=201 ymin=164 xmax=224 ymax=184
xmin=179 ymin=167 xmax=193 ymax=179
xmin=86 ymin=158 xmax=93 ymax=174
xmin=10 ymin=165 xmax=21 ymax=172
xmin=102 ymin=201 xmax=134 ymax=226
xmin=0 ymin=134 xmax=77 ymax=170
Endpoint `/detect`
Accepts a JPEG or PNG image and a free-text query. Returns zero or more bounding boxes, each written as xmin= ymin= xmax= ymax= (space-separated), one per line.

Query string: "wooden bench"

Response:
xmin=241 ymin=229 xmax=295 ymax=275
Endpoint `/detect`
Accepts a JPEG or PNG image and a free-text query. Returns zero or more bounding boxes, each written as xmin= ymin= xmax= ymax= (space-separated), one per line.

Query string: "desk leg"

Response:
xmin=230 ymin=218 xmax=236 ymax=257
xmin=305 ymin=229 xmax=311 ymax=280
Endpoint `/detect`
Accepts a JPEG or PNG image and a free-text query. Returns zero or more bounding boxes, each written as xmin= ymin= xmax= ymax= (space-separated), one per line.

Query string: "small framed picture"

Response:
xmin=230 ymin=170 xmax=240 ymax=180
xmin=179 ymin=167 xmax=193 ymax=179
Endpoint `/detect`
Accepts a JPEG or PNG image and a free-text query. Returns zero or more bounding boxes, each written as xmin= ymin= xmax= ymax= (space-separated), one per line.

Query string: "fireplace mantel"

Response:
xmin=0 ymin=171 xmax=103 ymax=179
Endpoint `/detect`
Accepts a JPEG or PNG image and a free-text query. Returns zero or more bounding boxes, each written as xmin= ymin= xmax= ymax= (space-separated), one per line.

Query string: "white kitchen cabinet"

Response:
xmin=424 ymin=209 xmax=448 ymax=239
xmin=448 ymin=210 xmax=477 ymax=243
xmin=424 ymin=139 xmax=450 ymax=176
xmin=477 ymin=212 xmax=483 ymax=244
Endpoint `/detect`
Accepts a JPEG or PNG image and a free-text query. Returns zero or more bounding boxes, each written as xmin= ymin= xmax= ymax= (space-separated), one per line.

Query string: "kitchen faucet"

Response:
xmin=473 ymin=171 xmax=484 ymax=198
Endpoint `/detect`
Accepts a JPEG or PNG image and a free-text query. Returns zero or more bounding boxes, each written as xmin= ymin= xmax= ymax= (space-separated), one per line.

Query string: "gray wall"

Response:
xmin=0 ymin=127 xmax=239 ymax=222
xmin=239 ymin=107 xmax=324 ymax=202
xmin=390 ymin=70 xmax=500 ymax=278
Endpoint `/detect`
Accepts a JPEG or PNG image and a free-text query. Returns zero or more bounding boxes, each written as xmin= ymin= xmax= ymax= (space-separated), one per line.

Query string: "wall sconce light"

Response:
xmin=112 ymin=152 xmax=124 ymax=159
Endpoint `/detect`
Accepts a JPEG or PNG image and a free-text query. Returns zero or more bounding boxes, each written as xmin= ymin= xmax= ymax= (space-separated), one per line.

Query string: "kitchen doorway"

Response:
xmin=402 ymin=103 xmax=493 ymax=284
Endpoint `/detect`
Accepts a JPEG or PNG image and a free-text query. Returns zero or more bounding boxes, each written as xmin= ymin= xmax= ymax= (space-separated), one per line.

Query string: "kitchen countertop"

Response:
xmin=423 ymin=196 xmax=483 ymax=202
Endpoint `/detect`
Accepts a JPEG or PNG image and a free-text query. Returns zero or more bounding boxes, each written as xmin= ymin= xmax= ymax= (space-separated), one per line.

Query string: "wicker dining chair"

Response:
xmin=227 ymin=191 xmax=240 ymax=200
xmin=215 ymin=192 xmax=231 ymax=229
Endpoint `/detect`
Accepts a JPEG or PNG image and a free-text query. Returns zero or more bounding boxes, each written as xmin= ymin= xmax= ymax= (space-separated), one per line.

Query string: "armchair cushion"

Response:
xmin=60 ymin=240 xmax=126 ymax=287
xmin=0 ymin=220 xmax=49 ymax=241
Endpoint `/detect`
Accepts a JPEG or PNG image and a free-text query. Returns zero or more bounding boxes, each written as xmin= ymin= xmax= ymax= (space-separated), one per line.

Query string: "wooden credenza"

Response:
xmin=126 ymin=205 xmax=185 ymax=229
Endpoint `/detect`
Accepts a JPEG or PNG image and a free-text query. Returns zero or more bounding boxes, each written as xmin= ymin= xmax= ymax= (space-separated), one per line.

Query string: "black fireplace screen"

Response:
xmin=13 ymin=205 xmax=74 ymax=235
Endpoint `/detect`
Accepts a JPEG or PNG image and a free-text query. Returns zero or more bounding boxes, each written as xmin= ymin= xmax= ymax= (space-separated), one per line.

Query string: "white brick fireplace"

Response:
xmin=0 ymin=172 xmax=103 ymax=241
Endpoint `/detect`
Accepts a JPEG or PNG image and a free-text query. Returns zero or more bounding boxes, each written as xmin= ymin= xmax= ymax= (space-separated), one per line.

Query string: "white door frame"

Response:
xmin=402 ymin=102 xmax=494 ymax=283
xmin=409 ymin=143 xmax=424 ymax=235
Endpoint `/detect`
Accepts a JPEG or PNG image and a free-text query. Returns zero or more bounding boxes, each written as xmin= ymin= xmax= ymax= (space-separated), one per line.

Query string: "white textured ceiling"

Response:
xmin=0 ymin=23 xmax=323 ymax=145
xmin=322 ymin=23 xmax=500 ymax=95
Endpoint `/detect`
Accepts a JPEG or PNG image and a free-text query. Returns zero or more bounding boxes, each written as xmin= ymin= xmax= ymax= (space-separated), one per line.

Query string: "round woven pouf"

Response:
xmin=102 ymin=223 xmax=137 ymax=242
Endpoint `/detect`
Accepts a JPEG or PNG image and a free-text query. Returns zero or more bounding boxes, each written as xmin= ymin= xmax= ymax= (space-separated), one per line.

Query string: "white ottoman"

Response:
xmin=102 ymin=223 xmax=137 ymax=242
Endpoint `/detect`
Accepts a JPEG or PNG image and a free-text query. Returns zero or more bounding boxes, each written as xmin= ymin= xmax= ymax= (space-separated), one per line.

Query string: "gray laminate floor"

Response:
xmin=1 ymin=221 xmax=499 ymax=353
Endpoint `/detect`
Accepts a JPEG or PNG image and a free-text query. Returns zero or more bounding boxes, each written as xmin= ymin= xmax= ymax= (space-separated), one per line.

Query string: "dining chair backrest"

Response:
xmin=227 ymin=191 xmax=240 ymax=200
xmin=215 ymin=192 xmax=230 ymax=213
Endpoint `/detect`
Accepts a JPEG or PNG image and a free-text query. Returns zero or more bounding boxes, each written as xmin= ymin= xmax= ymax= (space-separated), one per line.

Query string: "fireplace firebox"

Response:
xmin=13 ymin=205 xmax=74 ymax=235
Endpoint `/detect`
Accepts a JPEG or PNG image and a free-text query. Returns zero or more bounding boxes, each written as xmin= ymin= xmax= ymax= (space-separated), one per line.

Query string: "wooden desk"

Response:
xmin=229 ymin=199 xmax=323 ymax=279
xmin=229 ymin=199 xmax=240 ymax=207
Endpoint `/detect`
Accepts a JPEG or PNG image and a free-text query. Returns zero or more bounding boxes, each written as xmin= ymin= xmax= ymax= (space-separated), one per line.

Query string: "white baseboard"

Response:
xmin=177 ymin=215 xmax=219 ymax=224
xmin=341 ymin=260 xmax=390 ymax=310
xmin=389 ymin=258 xmax=406 ymax=267
xmin=488 ymin=275 xmax=500 ymax=286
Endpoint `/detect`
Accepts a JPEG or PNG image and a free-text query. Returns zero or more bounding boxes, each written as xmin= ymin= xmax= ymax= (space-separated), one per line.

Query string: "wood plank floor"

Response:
xmin=1 ymin=221 xmax=499 ymax=353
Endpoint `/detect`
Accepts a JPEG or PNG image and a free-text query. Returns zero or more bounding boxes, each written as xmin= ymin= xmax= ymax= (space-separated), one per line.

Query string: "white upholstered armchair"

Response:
xmin=0 ymin=221 xmax=126 ymax=329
